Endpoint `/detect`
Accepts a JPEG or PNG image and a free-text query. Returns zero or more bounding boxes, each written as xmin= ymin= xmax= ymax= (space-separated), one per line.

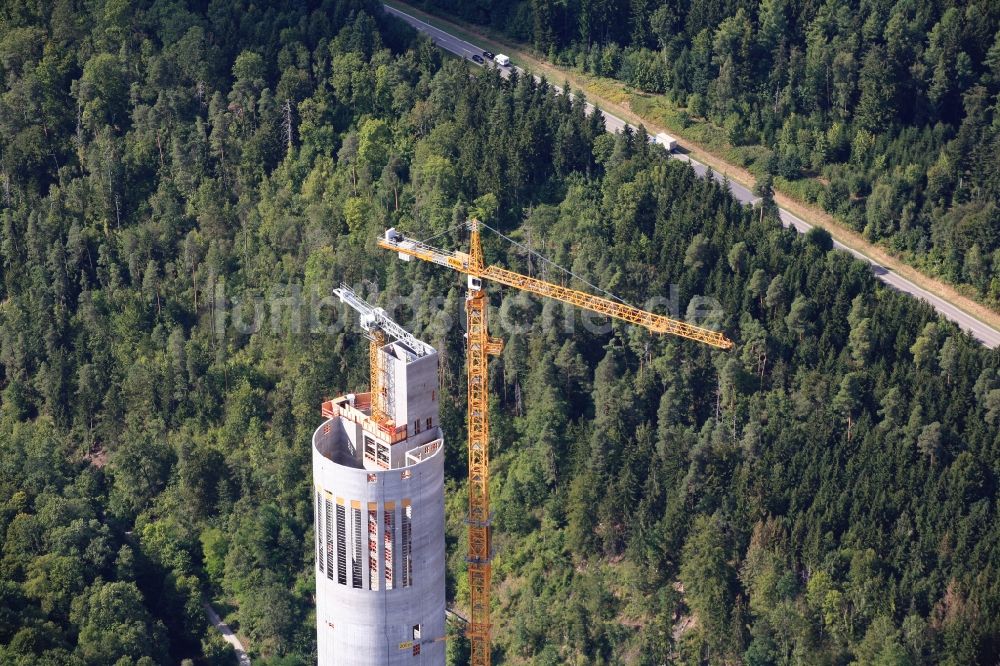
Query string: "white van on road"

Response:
xmin=494 ymin=54 xmax=510 ymax=67
xmin=654 ymin=132 xmax=678 ymax=151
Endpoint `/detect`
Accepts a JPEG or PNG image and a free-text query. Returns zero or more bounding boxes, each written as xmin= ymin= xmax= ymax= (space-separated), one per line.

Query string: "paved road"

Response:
xmin=205 ymin=603 xmax=251 ymax=666
xmin=384 ymin=3 xmax=1000 ymax=349
xmin=384 ymin=4 xmax=760 ymax=203
xmin=775 ymin=208 xmax=1000 ymax=348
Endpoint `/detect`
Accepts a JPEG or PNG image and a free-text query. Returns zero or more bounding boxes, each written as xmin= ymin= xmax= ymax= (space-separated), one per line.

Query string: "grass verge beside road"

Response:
xmin=384 ymin=0 xmax=1000 ymax=334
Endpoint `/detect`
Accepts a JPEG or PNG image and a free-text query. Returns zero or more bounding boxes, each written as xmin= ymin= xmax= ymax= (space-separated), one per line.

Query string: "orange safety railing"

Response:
xmin=321 ymin=395 xmax=408 ymax=445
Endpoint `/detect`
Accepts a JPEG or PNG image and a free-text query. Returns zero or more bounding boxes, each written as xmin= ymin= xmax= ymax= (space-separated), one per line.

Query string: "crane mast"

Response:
xmin=464 ymin=223 xmax=504 ymax=665
xmin=379 ymin=221 xmax=733 ymax=665
xmin=370 ymin=328 xmax=388 ymax=424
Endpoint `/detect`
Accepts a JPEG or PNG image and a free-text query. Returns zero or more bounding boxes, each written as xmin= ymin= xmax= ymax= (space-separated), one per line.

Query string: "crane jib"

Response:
xmin=377 ymin=237 xmax=734 ymax=349
xmin=481 ymin=265 xmax=734 ymax=349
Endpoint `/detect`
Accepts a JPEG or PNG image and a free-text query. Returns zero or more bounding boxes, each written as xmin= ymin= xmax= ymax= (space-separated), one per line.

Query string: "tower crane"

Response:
xmin=334 ymin=284 xmax=434 ymax=432
xmin=379 ymin=220 xmax=733 ymax=665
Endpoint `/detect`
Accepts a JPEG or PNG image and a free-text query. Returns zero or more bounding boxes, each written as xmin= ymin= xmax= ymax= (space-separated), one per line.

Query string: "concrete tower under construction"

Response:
xmin=313 ymin=288 xmax=445 ymax=664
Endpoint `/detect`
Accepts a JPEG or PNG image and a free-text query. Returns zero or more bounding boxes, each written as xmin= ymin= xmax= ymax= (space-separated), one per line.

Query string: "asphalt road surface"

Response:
xmin=383 ymin=3 xmax=1000 ymax=349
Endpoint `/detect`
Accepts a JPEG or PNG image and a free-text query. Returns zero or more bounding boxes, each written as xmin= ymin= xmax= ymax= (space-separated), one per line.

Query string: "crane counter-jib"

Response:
xmin=379 ymin=230 xmax=470 ymax=272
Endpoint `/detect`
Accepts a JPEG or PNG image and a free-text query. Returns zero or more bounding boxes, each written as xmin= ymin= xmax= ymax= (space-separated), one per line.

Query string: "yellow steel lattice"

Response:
xmin=378 ymin=220 xmax=732 ymax=666
xmin=369 ymin=330 xmax=388 ymax=424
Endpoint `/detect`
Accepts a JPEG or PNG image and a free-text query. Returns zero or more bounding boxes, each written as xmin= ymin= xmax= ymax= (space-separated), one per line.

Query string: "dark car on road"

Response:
xmin=472 ymin=54 xmax=484 ymax=64
xmin=482 ymin=50 xmax=494 ymax=60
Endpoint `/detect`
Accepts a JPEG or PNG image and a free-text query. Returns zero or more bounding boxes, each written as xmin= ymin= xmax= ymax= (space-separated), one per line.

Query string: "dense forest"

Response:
xmin=0 ymin=1 xmax=999 ymax=665
xmin=416 ymin=0 xmax=1000 ymax=308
